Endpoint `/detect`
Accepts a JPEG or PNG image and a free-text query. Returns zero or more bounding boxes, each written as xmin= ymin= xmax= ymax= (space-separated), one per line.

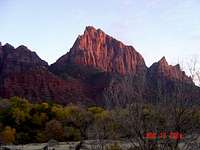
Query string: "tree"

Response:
xmin=63 ymin=126 xmax=81 ymax=141
xmin=90 ymin=110 xmax=118 ymax=150
xmin=31 ymin=112 xmax=48 ymax=127
xmin=112 ymin=103 xmax=160 ymax=150
xmin=1 ymin=126 xmax=16 ymax=144
xmin=51 ymin=104 xmax=65 ymax=120
xmin=63 ymin=105 xmax=93 ymax=149
xmin=35 ymin=131 xmax=47 ymax=143
xmin=16 ymin=132 xmax=30 ymax=144
xmin=45 ymin=119 xmax=64 ymax=141
xmin=10 ymin=97 xmax=31 ymax=125
xmin=187 ymin=56 xmax=200 ymax=86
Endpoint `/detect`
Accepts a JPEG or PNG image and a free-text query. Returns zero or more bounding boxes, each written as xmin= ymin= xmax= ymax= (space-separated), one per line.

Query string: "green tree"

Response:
xmin=64 ymin=105 xmax=92 ymax=139
xmin=10 ymin=97 xmax=31 ymax=125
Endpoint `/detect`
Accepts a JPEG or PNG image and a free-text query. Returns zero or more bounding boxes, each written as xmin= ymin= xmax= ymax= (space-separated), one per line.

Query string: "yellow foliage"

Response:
xmin=106 ymin=143 xmax=122 ymax=150
xmin=11 ymin=108 xmax=30 ymax=124
xmin=1 ymin=126 xmax=16 ymax=144
xmin=51 ymin=105 xmax=65 ymax=120
xmin=88 ymin=106 xmax=105 ymax=115
xmin=41 ymin=102 xmax=49 ymax=110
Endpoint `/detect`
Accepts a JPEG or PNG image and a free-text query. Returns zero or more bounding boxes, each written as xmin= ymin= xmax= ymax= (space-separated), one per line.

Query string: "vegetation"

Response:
xmin=0 ymin=97 xmax=114 ymax=145
xmin=0 ymin=96 xmax=200 ymax=150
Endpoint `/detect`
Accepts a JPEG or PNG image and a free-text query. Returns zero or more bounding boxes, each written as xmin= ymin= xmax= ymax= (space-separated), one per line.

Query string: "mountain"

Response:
xmin=0 ymin=43 xmax=91 ymax=104
xmin=146 ymin=57 xmax=199 ymax=103
xmin=0 ymin=26 xmax=200 ymax=106
xmin=50 ymin=26 xmax=148 ymax=106
xmin=51 ymin=26 xmax=147 ymax=76
xmin=149 ymin=56 xmax=192 ymax=84
xmin=0 ymin=43 xmax=48 ymax=77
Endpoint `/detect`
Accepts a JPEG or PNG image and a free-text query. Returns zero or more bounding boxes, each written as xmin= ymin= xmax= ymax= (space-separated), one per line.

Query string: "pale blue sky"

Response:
xmin=0 ymin=0 xmax=200 ymax=67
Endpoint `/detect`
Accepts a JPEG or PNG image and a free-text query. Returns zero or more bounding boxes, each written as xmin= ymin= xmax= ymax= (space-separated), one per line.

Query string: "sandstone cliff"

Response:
xmin=53 ymin=26 xmax=146 ymax=75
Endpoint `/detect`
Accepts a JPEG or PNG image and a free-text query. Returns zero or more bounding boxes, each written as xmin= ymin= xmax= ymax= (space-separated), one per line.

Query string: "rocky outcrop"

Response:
xmin=146 ymin=57 xmax=197 ymax=103
xmin=148 ymin=57 xmax=193 ymax=84
xmin=0 ymin=44 xmax=48 ymax=77
xmin=52 ymin=26 xmax=146 ymax=75
xmin=0 ymin=43 xmax=91 ymax=104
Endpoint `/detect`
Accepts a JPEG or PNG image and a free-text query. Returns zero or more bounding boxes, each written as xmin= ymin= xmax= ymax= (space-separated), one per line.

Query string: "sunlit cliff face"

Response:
xmin=55 ymin=26 xmax=146 ymax=75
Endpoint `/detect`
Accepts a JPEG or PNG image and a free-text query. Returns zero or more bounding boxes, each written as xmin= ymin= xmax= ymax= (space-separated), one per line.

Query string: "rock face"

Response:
xmin=0 ymin=44 xmax=48 ymax=77
xmin=0 ymin=26 xmax=200 ymax=105
xmin=146 ymin=57 xmax=198 ymax=103
xmin=0 ymin=68 xmax=91 ymax=104
xmin=0 ymin=43 xmax=91 ymax=104
xmin=53 ymin=26 xmax=146 ymax=75
xmin=149 ymin=57 xmax=193 ymax=84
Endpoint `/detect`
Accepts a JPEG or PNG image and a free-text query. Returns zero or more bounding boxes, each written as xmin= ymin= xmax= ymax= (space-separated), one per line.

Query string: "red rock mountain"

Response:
xmin=53 ymin=26 xmax=146 ymax=75
xmin=145 ymin=57 xmax=199 ymax=104
xmin=0 ymin=43 xmax=48 ymax=77
xmin=149 ymin=57 xmax=193 ymax=84
xmin=0 ymin=43 xmax=91 ymax=104
xmin=0 ymin=26 xmax=199 ymax=105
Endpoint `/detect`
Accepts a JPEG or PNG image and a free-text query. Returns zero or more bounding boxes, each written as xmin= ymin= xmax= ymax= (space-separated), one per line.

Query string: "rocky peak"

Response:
xmin=3 ymin=43 xmax=15 ymax=51
xmin=0 ymin=43 xmax=48 ymax=76
xmin=149 ymin=57 xmax=193 ymax=84
xmin=72 ymin=26 xmax=107 ymax=50
xmin=54 ymin=26 xmax=147 ymax=75
xmin=83 ymin=26 xmax=105 ymax=35
xmin=85 ymin=26 xmax=100 ymax=33
xmin=16 ymin=45 xmax=28 ymax=50
xmin=159 ymin=56 xmax=168 ymax=66
xmin=175 ymin=64 xmax=181 ymax=70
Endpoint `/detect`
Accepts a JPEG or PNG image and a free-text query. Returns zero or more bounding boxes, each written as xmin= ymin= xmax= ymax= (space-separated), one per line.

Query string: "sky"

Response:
xmin=0 ymin=0 xmax=200 ymax=68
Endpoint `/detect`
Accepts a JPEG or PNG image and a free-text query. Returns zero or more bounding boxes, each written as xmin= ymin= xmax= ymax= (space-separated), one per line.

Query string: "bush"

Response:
xmin=106 ymin=143 xmax=122 ymax=150
xmin=64 ymin=126 xmax=81 ymax=141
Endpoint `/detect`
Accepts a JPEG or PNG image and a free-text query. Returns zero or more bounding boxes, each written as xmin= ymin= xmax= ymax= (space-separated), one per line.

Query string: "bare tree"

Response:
xmin=187 ymin=56 xmax=200 ymax=86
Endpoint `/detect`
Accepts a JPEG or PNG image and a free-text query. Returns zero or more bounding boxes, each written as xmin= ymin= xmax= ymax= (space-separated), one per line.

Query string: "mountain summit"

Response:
xmin=53 ymin=26 xmax=146 ymax=75
xmin=149 ymin=57 xmax=193 ymax=84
